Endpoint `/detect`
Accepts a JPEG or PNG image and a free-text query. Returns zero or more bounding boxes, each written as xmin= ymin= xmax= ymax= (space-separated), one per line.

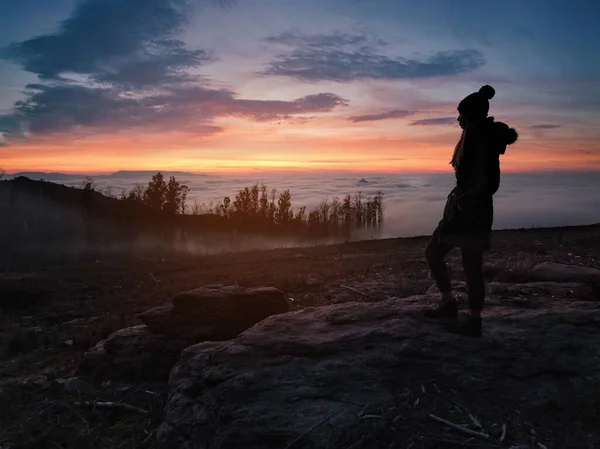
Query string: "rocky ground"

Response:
xmin=157 ymin=281 xmax=600 ymax=449
xmin=0 ymin=224 xmax=599 ymax=449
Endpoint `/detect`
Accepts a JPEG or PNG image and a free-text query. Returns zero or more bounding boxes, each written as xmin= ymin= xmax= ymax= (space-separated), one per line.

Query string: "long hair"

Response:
xmin=450 ymin=129 xmax=467 ymax=169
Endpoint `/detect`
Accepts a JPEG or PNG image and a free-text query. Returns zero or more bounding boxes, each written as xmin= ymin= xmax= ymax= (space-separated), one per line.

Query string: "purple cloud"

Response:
xmin=264 ymin=30 xmax=387 ymax=48
xmin=0 ymin=83 xmax=348 ymax=139
xmin=530 ymin=124 xmax=561 ymax=130
xmin=409 ymin=117 xmax=457 ymax=126
xmin=349 ymin=109 xmax=413 ymax=122
xmin=262 ymin=31 xmax=485 ymax=82
xmin=0 ymin=0 xmax=350 ymax=141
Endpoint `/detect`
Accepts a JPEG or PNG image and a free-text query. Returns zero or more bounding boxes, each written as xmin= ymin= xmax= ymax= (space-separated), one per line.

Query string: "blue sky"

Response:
xmin=0 ymin=0 xmax=598 ymax=172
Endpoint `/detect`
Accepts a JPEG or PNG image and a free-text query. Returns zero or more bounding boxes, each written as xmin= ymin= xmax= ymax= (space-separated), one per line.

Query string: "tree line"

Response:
xmin=98 ymin=172 xmax=385 ymax=238
xmin=0 ymin=172 xmax=386 ymax=268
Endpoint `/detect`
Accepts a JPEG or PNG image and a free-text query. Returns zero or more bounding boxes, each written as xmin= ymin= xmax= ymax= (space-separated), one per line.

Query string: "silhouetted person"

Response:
xmin=424 ymin=85 xmax=518 ymax=337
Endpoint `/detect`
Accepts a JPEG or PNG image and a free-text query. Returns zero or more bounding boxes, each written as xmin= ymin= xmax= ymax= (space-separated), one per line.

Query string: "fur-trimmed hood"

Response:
xmin=486 ymin=117 xmax=519 ymax=155
xmin=450 ymin=116 xmax=519 ymax=168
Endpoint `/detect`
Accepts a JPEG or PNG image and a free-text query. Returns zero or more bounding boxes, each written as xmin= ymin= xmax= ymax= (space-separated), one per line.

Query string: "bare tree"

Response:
xmin=191 ymin=200 xmax=202 ymax=216
xmin=81 ymin=176 xmax=96 ymax=191
xmin=102 ymin=185 xmax=116 ymax=198
xmin=330 ymin=197 xmax=341 ymax=227
xmin=126 ymin=183 xmax=145 ymax=203
xmin=352 ymin=192 xmax=365 ymax=227
xmin=317 ymin=198 xmax=330 ymax=224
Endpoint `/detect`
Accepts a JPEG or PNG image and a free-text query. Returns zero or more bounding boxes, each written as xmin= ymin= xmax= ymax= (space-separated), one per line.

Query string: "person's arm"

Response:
xmin=455 ymin=144 xmax=499 ymax=212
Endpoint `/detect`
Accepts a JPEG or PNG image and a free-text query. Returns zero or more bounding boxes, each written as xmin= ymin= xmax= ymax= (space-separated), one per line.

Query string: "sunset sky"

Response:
xmin=0 ymin=0 xmax=599 ymax=173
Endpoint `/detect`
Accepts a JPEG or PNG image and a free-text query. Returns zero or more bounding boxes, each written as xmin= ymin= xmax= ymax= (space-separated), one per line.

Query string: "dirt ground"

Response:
xmin=1 ymin=224 xmax=599 ymax=448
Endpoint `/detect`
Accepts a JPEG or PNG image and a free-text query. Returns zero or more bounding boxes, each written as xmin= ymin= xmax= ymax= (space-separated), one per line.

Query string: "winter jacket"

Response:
xmin=438 ymin=117 xmax=518 ymax=246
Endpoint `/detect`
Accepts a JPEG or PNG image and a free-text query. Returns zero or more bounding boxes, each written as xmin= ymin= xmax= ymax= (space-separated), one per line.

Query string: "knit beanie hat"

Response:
xmin=457 ymin=85 xmax=495 ymax=119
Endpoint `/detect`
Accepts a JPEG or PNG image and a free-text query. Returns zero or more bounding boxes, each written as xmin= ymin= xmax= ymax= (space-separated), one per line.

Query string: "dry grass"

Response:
xmin=496 ymin=254 xmax=538 ymax=283
xmin=324 ymin=379 xmax=599 ymax=449
xmin=0 ymin=375 xmax=167 ymax=449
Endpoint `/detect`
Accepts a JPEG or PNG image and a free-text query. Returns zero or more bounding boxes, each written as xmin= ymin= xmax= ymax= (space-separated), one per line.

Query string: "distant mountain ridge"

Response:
xmin=9 ymin=172 xmax=83 ymax=181
xmin=8 ymin=170 xmax=207 ymax=180
xmin=108 ymin=170 xmax=207 ymax=179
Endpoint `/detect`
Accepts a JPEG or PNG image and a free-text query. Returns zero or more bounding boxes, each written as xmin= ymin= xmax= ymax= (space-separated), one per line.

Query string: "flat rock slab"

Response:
xmin=138 ymin=304 xmax=228 ymax=341
xmin=156 ymin=294 xmax=600 ymax=449
xmin=530 ymin=262 xmax=600 ymax=283
xmin=80 ymin=325 xmax=193 ymax=380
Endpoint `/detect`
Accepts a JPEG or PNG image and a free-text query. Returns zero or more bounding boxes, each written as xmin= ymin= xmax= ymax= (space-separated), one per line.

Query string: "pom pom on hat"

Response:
xmin=457 ymin=85 xmax=496 ymax=118
xmin=479 ymin=85 xmax=495 ymax=100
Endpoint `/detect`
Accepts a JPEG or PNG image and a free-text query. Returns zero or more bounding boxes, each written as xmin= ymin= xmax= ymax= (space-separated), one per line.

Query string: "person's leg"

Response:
xmin=425 ymin=230 xmax=453 ymax=297
xmin=461 ymin=247 xmax=485 ymax=315
xmin=445 ymin=246 xmax=485 ymax=336
xmin=424 ymin=228 xmax=457 ymax=319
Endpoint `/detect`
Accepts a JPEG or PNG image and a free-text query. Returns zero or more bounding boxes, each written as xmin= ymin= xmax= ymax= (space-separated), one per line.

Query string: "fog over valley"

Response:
xmin=7 ymin=170 xmax=600 ymax=239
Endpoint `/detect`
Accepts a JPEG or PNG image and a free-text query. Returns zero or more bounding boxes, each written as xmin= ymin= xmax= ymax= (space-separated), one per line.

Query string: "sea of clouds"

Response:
xmin=10 ymin=170 xmax=600 ymax=239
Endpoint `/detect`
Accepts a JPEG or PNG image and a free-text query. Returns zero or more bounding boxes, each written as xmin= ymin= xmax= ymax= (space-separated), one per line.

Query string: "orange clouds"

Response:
xmin=2 ymin=102 xmax=599 ymax=174
xmin=2 ymin=117 xmax=598 ymax=174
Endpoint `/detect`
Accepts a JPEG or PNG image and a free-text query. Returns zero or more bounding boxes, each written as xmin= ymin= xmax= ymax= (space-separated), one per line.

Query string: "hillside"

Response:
xmin=0 ymin=176 xmax=168 ymax=268
xmin=0 ymin=175 xmax=156 ymax=223
xmin=0 ymin=223 xmax=599 ymax=448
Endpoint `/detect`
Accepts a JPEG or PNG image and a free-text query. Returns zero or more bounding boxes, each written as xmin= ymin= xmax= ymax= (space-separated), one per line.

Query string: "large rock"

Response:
xmin=139 ymin=284 xmax=289 ymax=340
xmin=171 ymin=284 xmax=288 ymax=315
xmin=138 ymin=304 xmax=217 ymax=340
xmin=156 ymin=293 xmax=600 ymax=449
xmin=80 ymin=325 xmax=193 ymax=380
xmin=529 ymin=262 xmax=600 ymax=283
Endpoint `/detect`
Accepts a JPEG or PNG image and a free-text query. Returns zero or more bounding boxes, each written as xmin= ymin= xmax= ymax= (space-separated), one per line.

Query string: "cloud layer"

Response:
xmin=0 ymin=0 xmax=348 ymax=141
xmin=349 ymin=109 xmax=412 ymax=123
xmin=262 ymin=31 xmax=485 ymax=82
xmin=263 ymin=30 xmax=387 ymax=49
xmin=2 ymin=83 xmax=348 ymax=138
xmin=2 ymin=0 xmax=202 ymax=85
xmin=409 ymin=117 xmax=456 ymax=126
xmin=530 ymin=124 xmax=561 ymax=130
xmin=1 ymin=0 xmax=598 ymax=174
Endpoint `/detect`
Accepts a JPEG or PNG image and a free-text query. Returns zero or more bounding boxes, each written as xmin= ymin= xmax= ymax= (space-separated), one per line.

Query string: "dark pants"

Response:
xmin=425 ymin=228 xmax=486 ymax=312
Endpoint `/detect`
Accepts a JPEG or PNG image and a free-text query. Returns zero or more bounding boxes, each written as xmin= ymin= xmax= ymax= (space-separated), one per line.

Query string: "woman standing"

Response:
xmin=424 ymin=85 xmax=519 ymax=337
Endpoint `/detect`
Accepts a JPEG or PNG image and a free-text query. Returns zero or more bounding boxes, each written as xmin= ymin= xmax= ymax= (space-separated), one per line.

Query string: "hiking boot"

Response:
xmin=445 ymin=314 xmax=482 ymax=337
xmin=424 ymin=298 xmax=458 ymax=320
